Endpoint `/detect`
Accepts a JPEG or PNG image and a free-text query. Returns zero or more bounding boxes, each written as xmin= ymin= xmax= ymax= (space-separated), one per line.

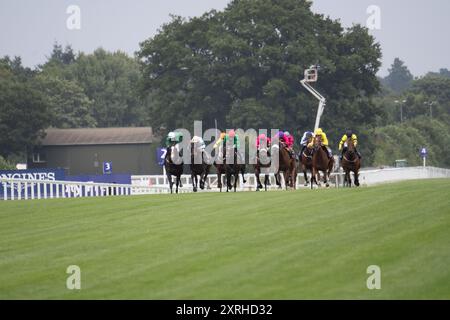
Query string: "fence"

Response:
xmin=0 ymin=177 xmax=173 ymax=201
xmin=132 ymin=166 xmax=450 ymax=191
xmin=2 ymin=166 xmax=449 ymax=201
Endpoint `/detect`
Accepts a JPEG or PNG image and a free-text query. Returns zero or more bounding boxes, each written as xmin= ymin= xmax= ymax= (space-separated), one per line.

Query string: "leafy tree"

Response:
xmin=0 ymin=56 xmax=36 ymax=81
xmin=0 ymin=63 xmax=51 ymax=159
xmin=368 ymin=117 xmax=450 ymax=167
xmin=40 ymin=47 xmax=147 ymax=127
xmin=47 ymin=42 xmax=76 ymax=65
xmin=35 ymin=76 xmax=96 ymax=128
xmin=138 ymin=0 xmax=382 ymax=136
xmin=383 ymin=58 xmax=414 ymax=93
xmin=426 ymin=68 xmax=450 ymax=79
xmin=67 ymin=49 xmax=145 ymax=127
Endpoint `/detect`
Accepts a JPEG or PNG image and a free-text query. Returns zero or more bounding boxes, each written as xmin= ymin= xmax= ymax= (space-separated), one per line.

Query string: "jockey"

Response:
xmin=339 ymin=129 xmax=361 ymax=160
xmin=283 ymin=131 xmax=295 ymax=158
xmin=224 ymin=129 xmax=240 ymax=149
xmin=308 ymin=128 xmax=332 ymax=158
xmin=299 ymin=130 xmax=314 ymax=155
xmin=165 ymin=131 xmax=178 ymax=148
xmin=284 ymin=131 xmax=294 ymax=149
xmin=277 ymin=131 xmax=294 ymax=157
xmin=224 ymin=129 xmax=244 ymax=163
xmin=191 ymin=135 xmax=206 ymax=151
xmin=213 ymin=131 xmax=227 ymax=149
xmin=191 ymin=135 xmax=210 ymax=164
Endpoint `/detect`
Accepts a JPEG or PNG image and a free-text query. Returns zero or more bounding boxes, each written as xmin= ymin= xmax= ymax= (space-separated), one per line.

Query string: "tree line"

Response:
xmin=0 ymin=0 xmax=449 ymax=168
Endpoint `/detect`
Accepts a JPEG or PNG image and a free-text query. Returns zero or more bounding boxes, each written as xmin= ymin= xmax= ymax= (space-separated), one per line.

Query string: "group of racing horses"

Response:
xmin=164 ymin=135 xmax=360 ymax=193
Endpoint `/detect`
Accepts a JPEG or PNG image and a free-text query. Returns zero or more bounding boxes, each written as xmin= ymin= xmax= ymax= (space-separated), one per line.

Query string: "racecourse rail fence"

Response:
xmin=1 ymin=166 xmax=450 ymax=201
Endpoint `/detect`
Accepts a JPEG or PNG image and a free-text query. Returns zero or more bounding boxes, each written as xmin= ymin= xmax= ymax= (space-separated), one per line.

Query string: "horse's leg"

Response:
xmin=191 ymin=172 xmax=197 ymax=192
xmin=283 ymin=171 xmax=289 ymax=190
xmin=292 ymin=168 xmax=297 ymax=190
xmin=345 ymin=170 xmax=350 ymax=188
xmin=303 ymin=165 xmax=309 ymax=187
xmin=343 ymin=170 xmax=348 ymax=187
xmin=275 ymin=172 xmax=281 ymax=189
xmin=264 ymin=174 xmax=269 ymax=191
xmin=199 ymin=171 xmax=204 ymax=190
xmin=201 ymin=167 xmax=207 ymax=189
xmin=348 ymin=170 xmax=352 ymax=188
xmin=175 ymin=175 xmax=179 ymax=194
xmin=217 ymin=171 xmax=222 ymax=192
xmin=354 ymin=169 xmax=360 ymax=187
xmin=241 ymin=165 xmax=247 ymax=184
xmin=201 ymin=167 xmax=208 ymax=190
xmin=166 ymin=170 xmax=173 ymax=194
xmin=255 ymin=167 xmax=262 ymax=190
xmin=324 ymin=169 xmax=329 ymax=188
xmin=234 ymin=173 xmax=238 ymax=192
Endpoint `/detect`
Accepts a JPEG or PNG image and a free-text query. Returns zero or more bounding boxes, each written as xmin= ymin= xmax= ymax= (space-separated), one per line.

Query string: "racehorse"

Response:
xmin=190 ymin=142 xmax=211 ymax=192
xmin=254 ymin=145 xmax=271 ymax=191
xmin=341 ymin=139 xmax=360 ymax=187
xmin=164 ymin=144 xmax=184 ymax=194
xmin=273 ymin=142 xmax=297 ymax=190
xmin=311 ymin=135 xmax=334 ymax=189
xmin=300 ymin=145 xmax=314 ymax=186
xmin=214 ymin=158 xmax=226 ymax=192
xmin=224 ymin=144 xmax=246 ymax=192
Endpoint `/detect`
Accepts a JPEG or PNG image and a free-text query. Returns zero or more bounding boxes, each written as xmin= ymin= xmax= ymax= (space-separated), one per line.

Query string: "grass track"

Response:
xmin=0 ymin=179 xmax=449 ymax=299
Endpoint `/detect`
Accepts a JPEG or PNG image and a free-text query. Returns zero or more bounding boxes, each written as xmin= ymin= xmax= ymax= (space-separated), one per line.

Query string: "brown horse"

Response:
xmin=224 ymin=144 xmax=246 ymax=192
xmin=311 ymin=135 xmax=334 ymax=189
xmin=190 ymin=143 xmax=211 ymax=192
xmin=254 ymin=146 xmax=271 ymax=191
xmin=164 ymin=144 xmax=183 ymax=194
xmin=341 ymin=139 xmax=360 ymax=187
xmin=214 ymin=145 xmax=246 ymax=192
xmin=273 ymin=143 xmax=297 ymax=190
xmin=300 ymin=145 xmax=313 ymax=186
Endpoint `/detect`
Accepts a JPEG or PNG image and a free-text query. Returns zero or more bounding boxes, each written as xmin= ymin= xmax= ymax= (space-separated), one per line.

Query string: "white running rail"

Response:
xmin=0 ymin=177 xmax=174 ymax=201
xmin=2 ymin=167 xmax=449 ymax=200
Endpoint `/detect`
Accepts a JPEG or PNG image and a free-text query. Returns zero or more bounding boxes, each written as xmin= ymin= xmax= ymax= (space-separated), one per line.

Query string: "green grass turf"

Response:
xmin=0 ymin=179 xmax=449 ymax=299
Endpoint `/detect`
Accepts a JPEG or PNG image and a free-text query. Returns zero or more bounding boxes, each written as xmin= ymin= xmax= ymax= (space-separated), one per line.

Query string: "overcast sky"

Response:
xmin=0 ymin=0 xmax=449 ymax=76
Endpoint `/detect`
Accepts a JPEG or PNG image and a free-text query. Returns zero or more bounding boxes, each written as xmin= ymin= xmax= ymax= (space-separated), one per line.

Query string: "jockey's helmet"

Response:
xmin=259 ymin=133 xmax=266 ymax=140
xmin=228 ymin=129 xmax=236 ymax=138
xmin=306 ymin=131 xmax=313 ymax=138
xmin=168 ymin=132 xmax=176 ymax=140
xmin=284 ymin=131 xmax=290 ymax=137
xmin=315 ymin=128 xmax=323 ymax=135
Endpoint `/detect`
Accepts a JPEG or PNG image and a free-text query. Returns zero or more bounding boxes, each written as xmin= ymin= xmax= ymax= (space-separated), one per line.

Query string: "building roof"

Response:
xmin=41 ymin=127 xmax=153 ymax=146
